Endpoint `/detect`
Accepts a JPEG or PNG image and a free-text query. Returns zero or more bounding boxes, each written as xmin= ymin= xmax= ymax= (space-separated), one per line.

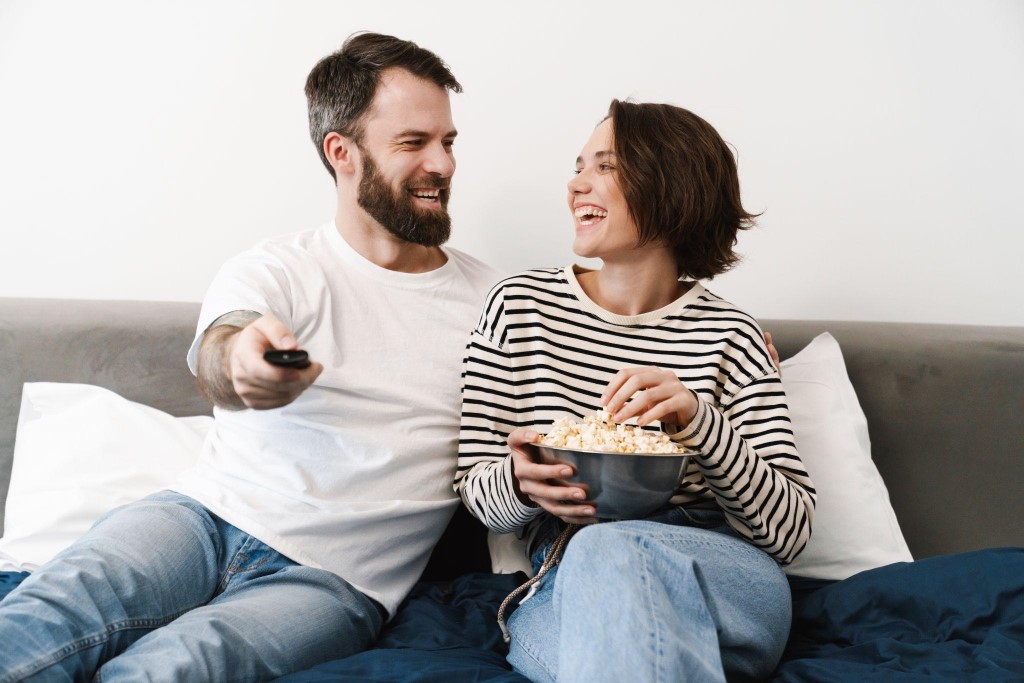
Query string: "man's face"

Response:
xmin=356 ymin=145 xmax=451 ymax=247
xmin=354 ymin=68 xmax=457 ymax=247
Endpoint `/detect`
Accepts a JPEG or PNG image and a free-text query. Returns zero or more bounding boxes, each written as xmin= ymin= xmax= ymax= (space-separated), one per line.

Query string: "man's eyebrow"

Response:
xmin=575 ymin=150 xmax=615 ymax=165
xmin=394 ymin=129 xmax=459 ymax=139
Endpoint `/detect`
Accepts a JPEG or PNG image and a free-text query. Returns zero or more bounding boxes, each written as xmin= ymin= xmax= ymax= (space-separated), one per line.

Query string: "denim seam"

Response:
xmin=218 ymin=534 xmax=262 ymax=592
xmin=512 ymin=635 xmax=558 ymax=683
xmin=638 ymin=536 xmax=667 ymax=683
xmin=507 ymin=604 xmax=558 ymax=683
xmin=631 ymin=529 xmax=769 ymax=561
xmin=2 ymin=609 xmax=192 ymax=683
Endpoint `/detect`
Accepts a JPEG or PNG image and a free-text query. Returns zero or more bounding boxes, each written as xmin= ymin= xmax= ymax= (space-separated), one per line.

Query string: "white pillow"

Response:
xmin=781 ymin=333 xmax=913 ymax=580
xmin=0 ymin=383 xmax=211 ymax=572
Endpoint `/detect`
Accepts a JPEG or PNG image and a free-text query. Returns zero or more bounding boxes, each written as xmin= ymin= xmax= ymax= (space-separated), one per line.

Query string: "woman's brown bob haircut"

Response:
xmin=305 ymin=32 xmax=462 ymax=180
xmin=608 ymin=99 xmax=758 ymax=280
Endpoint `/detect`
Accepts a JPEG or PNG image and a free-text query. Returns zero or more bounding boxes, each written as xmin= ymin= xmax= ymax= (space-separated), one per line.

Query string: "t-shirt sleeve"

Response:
xmin=186 ymin=246 xmax=297 ymax=375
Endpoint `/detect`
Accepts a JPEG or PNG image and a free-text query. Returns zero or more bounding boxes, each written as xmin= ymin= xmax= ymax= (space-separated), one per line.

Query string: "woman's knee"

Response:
xmin=561 ymin=522 xmax=645 ymax=567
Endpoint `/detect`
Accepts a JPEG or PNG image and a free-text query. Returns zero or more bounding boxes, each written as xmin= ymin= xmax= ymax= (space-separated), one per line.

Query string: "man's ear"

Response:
xmin=324 ymin=132 xmax=358 ymax=178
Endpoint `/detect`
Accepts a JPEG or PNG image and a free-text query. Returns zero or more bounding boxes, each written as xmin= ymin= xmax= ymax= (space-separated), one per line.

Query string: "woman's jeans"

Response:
xmin=0 ymin=491 xmax=384 ymax=682
xmin=506 ymin=508 xmax=791 ymax=683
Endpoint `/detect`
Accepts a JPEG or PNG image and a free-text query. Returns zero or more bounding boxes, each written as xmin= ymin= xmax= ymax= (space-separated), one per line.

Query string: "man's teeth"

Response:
xmin=412 ymin=189 xmax=441 ymax=200
xmin=575 ymin=206 xmax=607 ymax=225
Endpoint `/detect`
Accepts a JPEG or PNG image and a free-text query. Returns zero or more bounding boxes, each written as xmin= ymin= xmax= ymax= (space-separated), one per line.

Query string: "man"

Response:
xmin=0 ymin=32 xmax=500 ymax=681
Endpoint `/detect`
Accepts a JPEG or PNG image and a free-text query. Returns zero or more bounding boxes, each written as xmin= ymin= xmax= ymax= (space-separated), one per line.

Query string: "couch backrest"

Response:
xmin=0 ymin=298 xmax=212 ymax=534
xmin=2 ymin=298 xmax=1022 ymax=566
xmin=764 ymin=319 xmax=1024 ymax=560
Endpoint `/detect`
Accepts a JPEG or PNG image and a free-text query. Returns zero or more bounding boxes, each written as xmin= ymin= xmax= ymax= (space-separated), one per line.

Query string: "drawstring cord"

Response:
xmin=497 ymin=523 xmax=580 ymax=643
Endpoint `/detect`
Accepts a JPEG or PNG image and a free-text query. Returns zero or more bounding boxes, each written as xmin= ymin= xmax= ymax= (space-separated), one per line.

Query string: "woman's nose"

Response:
xmin=567 ymin=170 xmax=589 ymax=194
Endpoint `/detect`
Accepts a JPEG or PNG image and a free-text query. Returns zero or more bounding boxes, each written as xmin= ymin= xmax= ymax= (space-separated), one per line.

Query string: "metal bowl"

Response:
xmin=532 ymin=443 xmax=697 ymax=519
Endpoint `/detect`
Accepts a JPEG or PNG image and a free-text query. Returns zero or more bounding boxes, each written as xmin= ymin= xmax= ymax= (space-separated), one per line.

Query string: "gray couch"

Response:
xmin=1 ymin=297 xmax=1023 ymax=562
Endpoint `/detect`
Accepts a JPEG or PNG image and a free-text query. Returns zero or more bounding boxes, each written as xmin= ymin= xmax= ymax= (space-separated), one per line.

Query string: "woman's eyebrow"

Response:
xmin=576 ymin=150 xmax=615 ymax=165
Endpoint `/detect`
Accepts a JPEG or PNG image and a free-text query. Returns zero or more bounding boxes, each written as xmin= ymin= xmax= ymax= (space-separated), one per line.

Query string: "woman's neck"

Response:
xmin=576 ymin=249 xmax=690 ymax=317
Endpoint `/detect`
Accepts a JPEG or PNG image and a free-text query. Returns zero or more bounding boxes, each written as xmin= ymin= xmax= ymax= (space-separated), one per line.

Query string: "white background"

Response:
xmin=1 ymin=0 xmax=1022 ymax=326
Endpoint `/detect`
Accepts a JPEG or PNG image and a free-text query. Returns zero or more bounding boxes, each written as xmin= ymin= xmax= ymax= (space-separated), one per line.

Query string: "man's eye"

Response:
xmin=401 ymin=140 xmax=423 ymax=147
xmin=443 ymin=140 xmax=455 ymax=149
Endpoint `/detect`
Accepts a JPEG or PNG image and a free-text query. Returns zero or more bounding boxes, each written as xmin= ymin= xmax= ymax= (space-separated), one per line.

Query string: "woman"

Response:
xmin=456 ymin=100 xmax=815 ymax=682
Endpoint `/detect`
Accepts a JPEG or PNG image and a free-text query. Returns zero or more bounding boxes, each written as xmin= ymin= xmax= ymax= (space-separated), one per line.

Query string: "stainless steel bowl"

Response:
xmin=532 ymin=443 xmax=697 ymax=519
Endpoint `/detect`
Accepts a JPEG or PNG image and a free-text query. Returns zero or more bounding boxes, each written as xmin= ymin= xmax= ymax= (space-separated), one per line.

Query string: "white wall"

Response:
xmin=1 ymin=0 xmax=1022 ymax=326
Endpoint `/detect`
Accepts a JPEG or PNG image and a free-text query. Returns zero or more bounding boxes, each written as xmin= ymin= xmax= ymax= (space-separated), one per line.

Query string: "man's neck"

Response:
xmin=334 ymin=210 xmax=448 ymax=274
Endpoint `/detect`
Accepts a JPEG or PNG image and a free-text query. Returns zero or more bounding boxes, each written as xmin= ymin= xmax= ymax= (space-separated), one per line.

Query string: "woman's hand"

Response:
xmin=602 ymin=367 xmax=699 ymax=428
xmin=507 ymin=428 xmax=599 ymax=525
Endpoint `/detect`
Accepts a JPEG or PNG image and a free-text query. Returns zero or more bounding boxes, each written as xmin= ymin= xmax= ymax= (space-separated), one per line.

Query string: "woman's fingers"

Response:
xmin=604 ymin=368 xmax=660 ymax=416
xmin=602 ymin=366 xmax=696 ymax=425
xmin=613 ymin=382 xmax=677 ymax=424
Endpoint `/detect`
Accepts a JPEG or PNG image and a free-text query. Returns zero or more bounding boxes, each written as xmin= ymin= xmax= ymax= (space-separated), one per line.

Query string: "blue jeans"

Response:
xmin=506 ymin=508 xmax=791 ymax=683
xmin=0 ymin=491 xmax=384 ymax=682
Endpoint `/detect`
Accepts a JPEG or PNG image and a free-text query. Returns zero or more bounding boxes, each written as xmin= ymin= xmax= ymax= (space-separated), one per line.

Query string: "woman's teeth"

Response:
xmin=575 ymin=206 xmax=607 ymax=226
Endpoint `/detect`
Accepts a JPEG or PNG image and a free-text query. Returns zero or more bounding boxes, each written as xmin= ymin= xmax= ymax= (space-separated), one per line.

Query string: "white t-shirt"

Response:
xmin=173 ymin=221 xmax=502 ymax=615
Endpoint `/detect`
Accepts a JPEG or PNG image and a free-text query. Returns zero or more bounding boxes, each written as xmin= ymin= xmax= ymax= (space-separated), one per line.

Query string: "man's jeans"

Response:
xmin=506 ymin=508 xmax=791 ymax=683
xmin=0 ymin=491 xmax=384 ymax=682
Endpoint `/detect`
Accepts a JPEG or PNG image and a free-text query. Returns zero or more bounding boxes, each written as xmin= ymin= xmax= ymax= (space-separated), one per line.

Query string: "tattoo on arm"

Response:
xmin=196 ymin=310 xmax=262 ymax=410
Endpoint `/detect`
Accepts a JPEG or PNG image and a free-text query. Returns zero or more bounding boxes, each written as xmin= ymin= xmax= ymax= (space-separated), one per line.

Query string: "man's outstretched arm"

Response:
xmin=196 ymin=311 xmax=323 ymax=410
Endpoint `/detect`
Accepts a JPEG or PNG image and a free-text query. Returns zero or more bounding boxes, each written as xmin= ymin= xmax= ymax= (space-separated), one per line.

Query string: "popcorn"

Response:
xmin=538 ymin=409 xmax=689 ymax=454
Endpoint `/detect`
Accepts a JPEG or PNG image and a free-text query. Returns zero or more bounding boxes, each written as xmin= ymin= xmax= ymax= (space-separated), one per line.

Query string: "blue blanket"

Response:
xmin=772 ymin=548 xmax=1024 ymax=681
xmin=276 ymin=573 xmax=530 ymax=682
xmin=2 ymin=548 xmax=1022 ymax=681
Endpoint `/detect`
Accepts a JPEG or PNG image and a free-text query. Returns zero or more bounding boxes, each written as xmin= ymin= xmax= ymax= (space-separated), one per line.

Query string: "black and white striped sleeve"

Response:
xmin=670 ymin=372 xmax=816 ymax=565
xmin=455 ymin=289 xmax=544 ymax=533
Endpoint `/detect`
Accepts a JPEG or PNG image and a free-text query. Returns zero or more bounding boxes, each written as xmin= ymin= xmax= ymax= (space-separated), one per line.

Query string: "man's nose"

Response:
xmin=423 ymin=143 xmax=455 ymax=177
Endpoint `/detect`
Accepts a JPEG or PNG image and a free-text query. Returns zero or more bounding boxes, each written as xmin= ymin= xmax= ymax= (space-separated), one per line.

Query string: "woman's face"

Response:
xmin=567 ymin=118 xmax=640 ymax=261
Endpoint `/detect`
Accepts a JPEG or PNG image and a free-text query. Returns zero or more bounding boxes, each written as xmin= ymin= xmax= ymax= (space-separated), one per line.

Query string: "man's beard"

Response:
xmin=356 ymin=151 xmax=451 ymax=248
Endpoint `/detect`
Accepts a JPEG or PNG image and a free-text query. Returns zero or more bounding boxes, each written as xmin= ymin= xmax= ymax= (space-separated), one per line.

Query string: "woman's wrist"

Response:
xmin=672 ymin=389 xmax=700 ymax=427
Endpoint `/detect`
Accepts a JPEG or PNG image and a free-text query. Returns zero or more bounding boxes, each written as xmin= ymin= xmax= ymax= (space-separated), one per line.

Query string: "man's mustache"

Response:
xmin=405 ymin=178 xmax=450 ymax=190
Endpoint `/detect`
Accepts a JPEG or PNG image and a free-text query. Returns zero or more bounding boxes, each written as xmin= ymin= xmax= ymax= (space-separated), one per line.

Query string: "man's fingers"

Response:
xmin=765 ymin=331 xmax=782 ymax=373
xmin=250 ymin=314 xmax=299 ymax=350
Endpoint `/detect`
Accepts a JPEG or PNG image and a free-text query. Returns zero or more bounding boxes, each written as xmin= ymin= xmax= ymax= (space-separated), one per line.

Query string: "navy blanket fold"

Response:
xmin=772 ymin=547 xmax=1024 ymax=681
xmin=276 ymin=572 xmax=532 ymax=682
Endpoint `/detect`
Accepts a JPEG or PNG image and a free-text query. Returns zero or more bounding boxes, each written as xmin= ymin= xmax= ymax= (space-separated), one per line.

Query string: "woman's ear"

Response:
xmin=323 ymin=132 xmax=358 ymax=178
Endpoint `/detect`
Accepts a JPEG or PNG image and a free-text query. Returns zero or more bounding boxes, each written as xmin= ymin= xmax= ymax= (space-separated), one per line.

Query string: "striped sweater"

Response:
xmin=455 ymin=266 xmax=816 ymax=565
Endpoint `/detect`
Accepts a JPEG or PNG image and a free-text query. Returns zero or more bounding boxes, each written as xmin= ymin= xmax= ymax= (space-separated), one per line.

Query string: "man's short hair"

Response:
xmin=305 ymin=32 xmax=463 ymax=180
xmin=608 ymin=99 xmax=758 ymax=280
